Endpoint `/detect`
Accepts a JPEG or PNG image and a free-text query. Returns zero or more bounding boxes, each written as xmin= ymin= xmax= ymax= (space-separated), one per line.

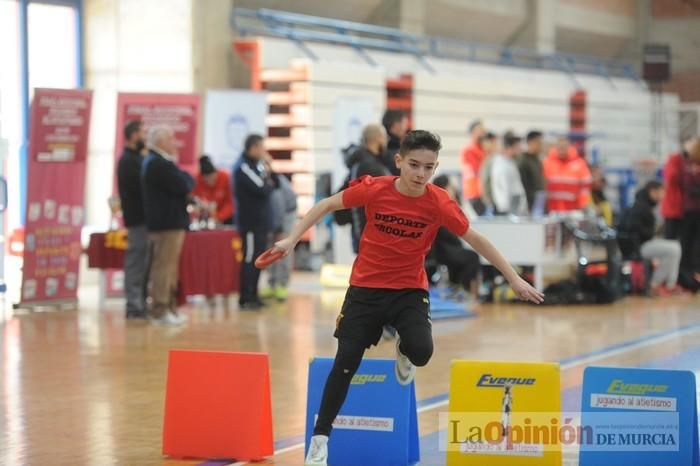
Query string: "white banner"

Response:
xmin=203 ymin=90 xmax=267 ymax=168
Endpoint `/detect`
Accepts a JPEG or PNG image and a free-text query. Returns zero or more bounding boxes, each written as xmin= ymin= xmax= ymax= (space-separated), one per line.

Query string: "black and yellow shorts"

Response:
xmin=334 ymin=286 xmax=432 ymax=348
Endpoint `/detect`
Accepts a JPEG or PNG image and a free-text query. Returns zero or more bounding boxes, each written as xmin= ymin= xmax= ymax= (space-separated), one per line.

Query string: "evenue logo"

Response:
xmin=477 ymin=374 xmax=536 ymax=387
xmin=606 ymin=379 xmax=669 ymax=395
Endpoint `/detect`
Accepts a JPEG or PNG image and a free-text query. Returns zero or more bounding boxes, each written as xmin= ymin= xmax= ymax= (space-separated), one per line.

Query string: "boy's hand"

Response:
xmin=273 ymin=237 xmax=296 ymax=257
xmin=509 ymin=276 xmax=545 ymax=304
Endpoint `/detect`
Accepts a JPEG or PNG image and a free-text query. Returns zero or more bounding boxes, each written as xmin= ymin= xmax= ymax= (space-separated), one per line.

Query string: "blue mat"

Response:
xmin=428 ymin=288 xmax=476 ymax=320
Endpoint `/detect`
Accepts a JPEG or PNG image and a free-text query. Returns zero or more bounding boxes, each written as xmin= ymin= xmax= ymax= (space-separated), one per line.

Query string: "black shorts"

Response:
xmin=334 ymin=286 xmax=432 ymax=348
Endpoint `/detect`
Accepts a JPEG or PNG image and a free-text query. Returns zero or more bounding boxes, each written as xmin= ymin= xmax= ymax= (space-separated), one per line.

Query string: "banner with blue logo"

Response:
xmin=203 ymin=90 xmax=267 ymax=169
xmin=579 ymin=366 xmax=699 ymax=466
xmin=305 ymin=357 xmax=419 ymax=466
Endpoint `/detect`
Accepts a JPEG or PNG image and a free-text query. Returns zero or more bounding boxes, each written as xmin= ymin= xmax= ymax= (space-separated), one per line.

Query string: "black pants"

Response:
xmin=680 ymin=213 xmax=700 ymax=274
xmin=443 ymin=249 xmax=480 ymax=291
xmin=313 ymin=286 xmax=433 ymax=436
xmin=239 ymin=228 xmax=268 ymax=304
xmin=664 ymin=218 xmax=683 ymax=240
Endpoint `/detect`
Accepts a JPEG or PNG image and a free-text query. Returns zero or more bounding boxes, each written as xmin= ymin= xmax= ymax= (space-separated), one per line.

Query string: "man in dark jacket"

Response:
xmin=617 ymin=181 xmax=682 ymax=295
xmin=381 ymin=110 xmax=408 ymax=175
xmin=517 ymin=130 xmax=544 ymax=212
xmin=346 ymin=124 xmax=389 ymax=252
xmin=117 ymin=120 xmax=148 ymax=319
xmin=233 ymin=134 xmax=279 ymax=310
xmin=141 ymin=125 xmax=194 ymax=325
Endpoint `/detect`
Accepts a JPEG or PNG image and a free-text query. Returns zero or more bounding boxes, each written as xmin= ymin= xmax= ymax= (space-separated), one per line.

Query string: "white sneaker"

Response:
xmin=305 ymin=435 xmax=328 ymax=466
xmin=395 ymin=337 xmax=415 ymax=385
xmin=170 ymin=312 xmax=188 ymax=325
xmin=150 ymin=312 xmax=184 ymax=327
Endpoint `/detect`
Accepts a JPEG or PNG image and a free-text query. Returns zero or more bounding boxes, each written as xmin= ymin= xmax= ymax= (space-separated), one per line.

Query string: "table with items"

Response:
xmin=86 ymin=228 xmax=242 ymax=307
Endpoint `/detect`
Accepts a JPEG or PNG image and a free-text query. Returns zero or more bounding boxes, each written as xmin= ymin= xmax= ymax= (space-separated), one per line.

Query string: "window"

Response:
xmin=27 ymin=2 xmax=79 ymax=93
xmin=0 ymin=0 xmax=22 ymax=231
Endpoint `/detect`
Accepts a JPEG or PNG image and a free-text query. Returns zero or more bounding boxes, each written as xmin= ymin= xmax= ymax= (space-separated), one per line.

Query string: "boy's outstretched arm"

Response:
xmin=273 ymin=192 xmax=345 ymax=255
xmin=462 ymin=228 xmax=545 ymax=304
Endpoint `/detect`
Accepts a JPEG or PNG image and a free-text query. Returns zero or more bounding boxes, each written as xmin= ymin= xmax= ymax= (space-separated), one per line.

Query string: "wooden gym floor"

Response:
xmin=1 ymin=272 xmax=699 ymax=465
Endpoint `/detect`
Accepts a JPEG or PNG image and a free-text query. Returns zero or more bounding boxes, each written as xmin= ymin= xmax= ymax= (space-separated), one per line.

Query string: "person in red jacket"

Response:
xmin=192 ymin=155 xmax=234 ymax=225
xmin=680 ymin=138 xmax=700 ymax=280
xmin=543 ymin=137 xmax=592 ymax=212
xmin=662 ymin=137 xmax=700 ymax=240
xmin=460 ymin=119 xmax=486 ymax=208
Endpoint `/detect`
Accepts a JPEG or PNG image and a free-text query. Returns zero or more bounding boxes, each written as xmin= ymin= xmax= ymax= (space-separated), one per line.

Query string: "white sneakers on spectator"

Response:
xmin=305 ymin=435 xmax=328 ymax=466
xmin=150 ymin=312 xmax=187 ymax=326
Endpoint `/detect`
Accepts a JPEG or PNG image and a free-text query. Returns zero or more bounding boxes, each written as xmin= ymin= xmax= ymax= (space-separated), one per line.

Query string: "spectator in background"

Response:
xmin=192 ymin=155 xmax=234 ymax=225
xmin=233 ymin=134 xmax=279 ymax=310
xmin=617 ymin=181 xmax=682 ymax=296
xmin=381 ymin=110 xmax=409 ymax=176
xmin=477 ymin=132 xmax=498 ymax=214
xmin=431 ymin=175 xmax=481 ymax=299
xmin=141 ymin=126 xmax=194 ymax=326
xmin=543 ymin=137 xmax=592 ymax=213
xmin=263 ymin=167 xmax=297 ymax=302
xmin=680 ymin=139 xmax=700 ymax=282
xmin=589 ymin=165 xmax=613 ymax=226
xmin=345 ymin=124 xmax=390 ymax=252
xmin=117 ymin=120 xmax=149 ymax=320
xmin=517 ymin=130 xmax=544 ymax=212
xmin=662 ymin=137 xmax=699 ymax=240
xmin=461 ymin=120 xmax=487 ymax=210
xmin=490 ymin=131 xmax=527 ymax=215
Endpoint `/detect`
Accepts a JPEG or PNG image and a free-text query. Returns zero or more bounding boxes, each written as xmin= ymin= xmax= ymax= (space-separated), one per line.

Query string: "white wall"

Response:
xmin=256 ymin=36 xmax=679 ymax=174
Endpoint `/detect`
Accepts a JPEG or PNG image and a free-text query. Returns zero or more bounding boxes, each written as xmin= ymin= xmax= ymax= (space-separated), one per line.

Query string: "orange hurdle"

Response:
xmin=162 ymin=350 xmax=273 ymax=461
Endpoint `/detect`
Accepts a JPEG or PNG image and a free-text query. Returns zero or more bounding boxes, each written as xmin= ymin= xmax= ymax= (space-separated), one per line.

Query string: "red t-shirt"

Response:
xmin=342 ymin=176 xmax=470 ymax=290
xmin=192 ymin=171 xmax=234 ymax=222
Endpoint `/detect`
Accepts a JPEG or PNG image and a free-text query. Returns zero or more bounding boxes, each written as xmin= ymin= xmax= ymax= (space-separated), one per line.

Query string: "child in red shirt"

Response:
xmin=272 ymin=130 xmax=543 ymax=466
xmin=192 ymin=155 xmax=234 ymax=225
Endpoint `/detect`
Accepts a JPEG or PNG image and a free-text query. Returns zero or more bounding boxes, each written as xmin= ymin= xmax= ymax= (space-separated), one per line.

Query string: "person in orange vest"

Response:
xmin=543 ymin=137 xmax=592 ymax=212
xmin=460 ymin=120 xmax=486 ymax=210
xmin=192 ymin=155 xmax=234 ymax=225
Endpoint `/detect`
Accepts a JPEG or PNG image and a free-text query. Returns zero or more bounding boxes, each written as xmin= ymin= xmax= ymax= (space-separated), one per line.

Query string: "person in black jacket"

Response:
xmin=381 ymin=110 xmax=408 ymax=176
xmin=346 ymin=124 xmax=389 ymax=252
xmin=117 ymin=120 xmax=148 ymax=319
xmin=141 ymin=125 xmax=194 ymax=325
xmin=233 ymin=134 xmax=279 ymax=310
xmin=617 ymin=180 xmax=682 ymax=295
xmin=431 ymin=175 xmax=481 ymax=298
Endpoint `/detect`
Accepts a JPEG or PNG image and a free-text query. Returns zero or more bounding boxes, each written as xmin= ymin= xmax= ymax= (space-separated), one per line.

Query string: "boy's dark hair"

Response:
xmin=433 ymin=174 xmax=450 ymax=189
xmin=503 ymin=130 xmax=521 ymax=148
xmin=244 ymin=134 xmax=264 ymax=153
xmin=124 ymin=120 xmax=142 ymax=141
xmin=645 ymin=180 xmax=663 ymax=192
xmin=468 ymin=119 xmax=482 ymax=133
xmin=382 ymin=110 xmax=405 ymax=132
xmin=399 ymin=130 xmax=442 ymax=156
xmin=484 ymin=132 xmax=497 ymax=141
xmin=199 ymin=155 xmax=216 ymax=175
xmin=526 ymin=130 xmax=543 ymax=142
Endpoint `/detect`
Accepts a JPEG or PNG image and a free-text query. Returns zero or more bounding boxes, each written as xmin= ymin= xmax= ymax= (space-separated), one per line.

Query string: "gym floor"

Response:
xmin=1 ymin=272 xmax=698 ymax=466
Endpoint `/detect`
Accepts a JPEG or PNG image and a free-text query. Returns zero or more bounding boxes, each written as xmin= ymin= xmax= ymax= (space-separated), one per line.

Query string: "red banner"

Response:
xmin=21 ymin=88 xmax=93 ymax=304
xmin=114 ymin=93 xmax=200 ymax=171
